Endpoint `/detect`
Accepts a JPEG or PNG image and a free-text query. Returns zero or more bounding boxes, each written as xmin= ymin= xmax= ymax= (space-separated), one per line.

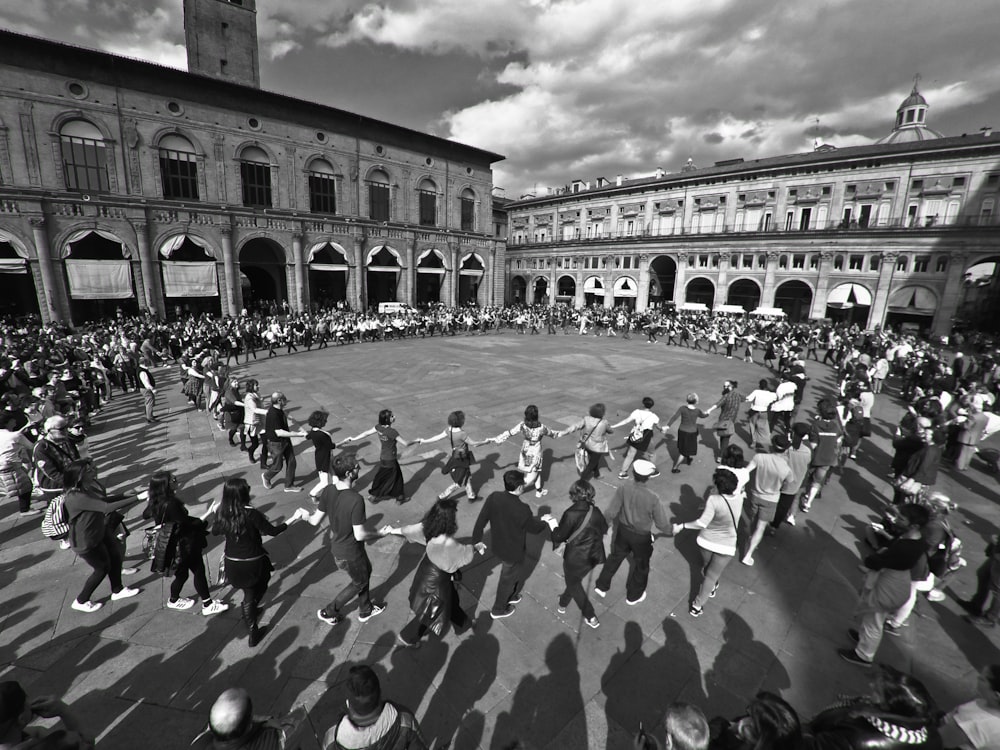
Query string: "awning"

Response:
xmin=613 ymin=277 xmax=637 ymax=297
xmin=310 ymin=264 xmax=349 ymax=272
xmin=750 ymin=307 xmax=787 ymax=317
xmin=888 ymin=286 xmax=937 ymax=315
xmin=308 ymin=242 xmax=350 ymax=265
xmin=159 ymin=234 xmax=216 ymax=259
xmin=162 ymin=262 xmax=219 ymax=297
xmin=583 ymin=276 xmax=603 ymax=293
xmin=679 ymin=302 xmax=708 ymax=312
xmin=63 ymin=229 xmax=130 ymax=259
xmin=826 ymin=283 xmax=872 ymax=308
xmin=716 ymin=304 xmax=746 ymax=314
xmin=65 ymin=259 xmax=134 ymax=299
xmin=417 ymin=267 xmax=446 ymax=275
xmin=0 ymin=259 xmax=27 ymax=274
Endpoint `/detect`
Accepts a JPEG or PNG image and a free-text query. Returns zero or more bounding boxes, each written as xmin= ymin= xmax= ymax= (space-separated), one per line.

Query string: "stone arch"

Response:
xmin=774 ymin=280 xmax=814 ymax=322
xmin=302 ymin=153 xmax=340 ymax=174
xmin=150 ymin=126 xmax=207 ymax=155
xmin=236 ymin=231 xmax=294 ymax=264
xmin=0 ymin=226 xmax=33 ymax=259
xmin=726 ymin=277 xmax=762 ymax=311
xmin=49 ymin=110 xmax=115 ymax=141
xmin=155 ymin=230 xmax=219 ymax=260
xmin=55 ymin=226 xmax=133 ymax=259
xmin=233 ymin=140 xmax=278 ymax=163
xmin=363 ymin=164 xmax=394 ymax=183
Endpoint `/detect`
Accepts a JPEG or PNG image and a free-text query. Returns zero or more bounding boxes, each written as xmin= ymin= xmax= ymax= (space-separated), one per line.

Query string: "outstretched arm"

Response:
xmin=342 ymin=425 xmax=377 ymax=443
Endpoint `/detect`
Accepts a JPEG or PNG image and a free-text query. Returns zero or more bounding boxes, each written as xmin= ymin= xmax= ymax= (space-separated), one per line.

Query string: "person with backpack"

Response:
xmin=322 ymin=666 xmax=427 ymax=750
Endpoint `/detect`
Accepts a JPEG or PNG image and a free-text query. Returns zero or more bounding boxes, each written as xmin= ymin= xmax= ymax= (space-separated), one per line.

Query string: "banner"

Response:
xmin=162 ymin=262 xmax=219 ymax=297
xmin=65 ymin=260 xmax=133 ymax=299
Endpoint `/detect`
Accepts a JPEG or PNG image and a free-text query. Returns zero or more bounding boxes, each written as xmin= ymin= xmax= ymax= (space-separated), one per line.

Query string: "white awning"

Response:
xmin=888 ymin=286 xmax=937 ymax=315
xmin=417 ymin=267 xmax=446 ymax=275
xmin=65 ymin=259 xmax=134 ymax=299
xmin=162 ymin=262 xmax=219 ymax=297
xmin=0 ymin=259 xmax=27 ymax=274
xmin=750 ymin=307 xmax=787 ymax=317
xmin=679 ymin=302 xmax=708 ymax=312
xmin=826 ymin=283 xmax=873 ymax=307
xmin=716 ymin=304 xmax=746 ymax=314
xmin=310 ymin=264 xmax=349 ymax=272
xmin=366 ymin=245 xmax=402 ymax=265
xmin=159 ymin=234 xmax=216 ymax=259
xmin=63 ymin=229 xmax=130 ymax=259
xmin=416 ymin=247 xmax=448 ymax=269
xmin=613 ymin=276 xmax=637 ymax=297
xmin=308 ymin=241 xmax=350 ymax=265
xmin=583 ymin=276 xmax=603 ymax=293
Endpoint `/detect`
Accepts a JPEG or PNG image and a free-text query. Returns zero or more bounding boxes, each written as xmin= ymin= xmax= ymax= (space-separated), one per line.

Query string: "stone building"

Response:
xmin=0 ymin=0 xmax=505 ymax=324
xmin=504 ymin=84 xmax=1000 ymax=335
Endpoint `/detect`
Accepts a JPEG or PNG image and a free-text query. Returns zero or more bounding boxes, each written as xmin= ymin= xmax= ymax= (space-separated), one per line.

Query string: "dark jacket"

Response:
xmin=143 ymin=495 xmax=208 ymax=564
xmin=803 ymin=701 xmax=942 ymax=750
xmin=64 ymin=489 xmax=134 ymax=553
xmin=472 ymin=490 xmax=548 ymax=564
xmin=551 ymin=500 xmax=608 ymax=577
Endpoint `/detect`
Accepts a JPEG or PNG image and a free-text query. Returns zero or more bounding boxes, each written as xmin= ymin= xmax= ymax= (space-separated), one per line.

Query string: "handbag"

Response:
xmin=40 ymin=492 xmax=69 ymax=540
xmin=441 ymin=431 xmax=474 ymax=475
xmin=715 ymin=419 xmax=734 ymax=433
xmin=575 ymin=419 xmax=601 ymax=474
xmin=150 ymin=522 xmax=180 ymax=576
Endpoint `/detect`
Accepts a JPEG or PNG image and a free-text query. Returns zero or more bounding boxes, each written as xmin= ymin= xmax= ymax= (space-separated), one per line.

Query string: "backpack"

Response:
xmin=41 ymin=492 xmax=69 ymax=540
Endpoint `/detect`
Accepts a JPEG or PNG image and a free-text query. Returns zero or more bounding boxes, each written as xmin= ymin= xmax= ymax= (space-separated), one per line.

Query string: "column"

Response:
xmin=933 ymin=251 xmax=967 ymax=337
xmin=403 ymin=240 xmax=415 ymax=306
xmin=353 ymin=237 xmax=366 ymax=310
xmin=447 ymin=241 xmax=459 ymax=306
xmin=548 ymin=256 xmax=557 ymax=303
xmin=133 ymin=222 xmax=163 ymax=317
xmin=761 ymin=251 xmax=779 ymax=308
xmin=486 ymin=247 xmax=496 ymax=305
xmin=809 ymin=252 xmax=834 ymax=318
xmin=867 ymin=251 xmax=898 ymax=330
xmin=674 ymin=252 xmax=687 ymax=305
xmin=575 ymin=270 xmax=585 ymax=308
xmin=28 ymin=217 xmax=62 ymax=324
xmin=219 ymin=226 xmax=238 ymax=317
xmin=636 ymin=254 xmax=650 ymax=312
xmin=713 ymin=254 xmax=729 ymax=309
xmin=291 ymin=233 xmax=306 ymax=313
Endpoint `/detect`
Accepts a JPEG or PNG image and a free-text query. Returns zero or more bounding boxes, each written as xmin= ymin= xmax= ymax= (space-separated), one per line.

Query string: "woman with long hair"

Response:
xmin=489 ymin=404 xmax=567 ymax=498
xmin=342 ymin=409 xmax=413 ymax=503
xmin=211 ymin=476 xmax=298 ymax=646
xmin=63 ymin=460 xmax=142 ymax=613
xmin=417 ymin=410 xmax=487 ymax=501
xmin=542 ymin=479 xmax=607 ymax=628
xmin=141 ymin=471 xmax=227 ymax=616
xmin=711 ymin=691 xmax=802 ymax=750
xmin=242 ymin=379 xmax=268 ymax=465
xmin=673 ymin=469 xmax=743 ymax=618
xmin=381 ymin=498 xmax=484 ymax=648
xmin=562 ymin=403 xmax=614 ymax=480
xmin=665 ymin=393 xmax=712 ymax=474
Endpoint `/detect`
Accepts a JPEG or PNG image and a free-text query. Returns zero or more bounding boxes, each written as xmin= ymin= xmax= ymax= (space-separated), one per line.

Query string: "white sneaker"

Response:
xmin=625 ymin=592 xmax=647 ymax=606
xmin=926 ymin=589 xmax=946 ymax=602
xmin=594 ymin=587 xmax=607 ymax=598
xmin=59 ymin=539 xmax=71 ymax=550
xmin=167 ymin=598 xmax=195 ymax=610
xmin=585 ymin=616 xmax=601 ymax=629
xmin=202 ymin=601 xmax=229 ymax=616
xmin=111 ymin=587 xmax=141 ymax=601
xmin=71 ymin=599 xmax=102 ymax=613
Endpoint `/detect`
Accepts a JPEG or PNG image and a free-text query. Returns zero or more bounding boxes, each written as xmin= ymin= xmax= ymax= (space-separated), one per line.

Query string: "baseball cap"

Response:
xmin=772 ymin=434 xmax=791 ymax=451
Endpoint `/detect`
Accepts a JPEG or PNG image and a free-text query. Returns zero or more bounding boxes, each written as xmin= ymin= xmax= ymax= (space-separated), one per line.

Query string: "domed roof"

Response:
xmin=898 ymin=85 xmax=928 ymax=111
xmin=875 ymin=125 xmax=944 ymax=145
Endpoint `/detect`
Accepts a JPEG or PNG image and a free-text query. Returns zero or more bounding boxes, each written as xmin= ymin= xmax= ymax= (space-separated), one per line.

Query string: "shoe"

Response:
xmin=261 ymin=472 xmax=273 ymax=490
xmin=884 ymin=621 xmax=902 ymax=636
xmin=283 ymin=486 xmax=303 ymax=493
xmin=317 ymin=608 xmax=343 ymax=626
xmin=671 ymin=468 xmax=681 ymax=474
xmin=557 ymin=604 xmax=567 ymax=614
xmin=594 ymin=587 xmax=607 ymax=598
xmin=202 ymin=601 xmax=228 ymax=616
xmin=71 ymin=599 xmax=102 ymax=613
xmin=650 ymin=470 xmax=661 ymax=478
xmin=838 ymin=648 xmax=873 ymax=668
xmin=709 ymin=582 xmax=719 ymax=599
xmin=248 ymin=454 xmax=257 ymax=463
xmin=626 ymin=592 xmax=646 ymax=606
xmin=967 ymin=615 xmax=997 ymax=628
xmin=357 ymin=603 xmax=386 ymax=623
xmin=585 ymin=616 xmax=600 ymax=629
xmin=60 ymin=539 xmax=71 ymax=550
xmin=111 ymin=587 xmax=141 ymax=601
xmin=396 ymin=633 xmax=421 ymax=649
xmin=689 ymin=604 xmax=703 ymax=617
xmin=926 ymin=589 xmax=946 ymax=602
xmin=800 ymin=500 xmax=813 ymax=513
xmin=121 ymin=566 xmax=139 ymax=576
xmin=167 ymin=597 xmax=195 ymax=610
xmin=18 ymin=508 xmax=42 ymax=517
xmin=741 ymin=555 xmax=755 ymax=567
xmin=535 ymin=489 xmax=548 ymax=498
xmin=787 ymin=514 xmax=797 ymax=527
xmin=490 ymin=606 xmax=516 ymax=619
xmin=617 ymin=472 xmax=628 ymax=479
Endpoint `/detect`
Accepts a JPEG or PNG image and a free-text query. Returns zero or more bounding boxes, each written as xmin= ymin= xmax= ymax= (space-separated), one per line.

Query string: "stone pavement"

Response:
xmin=1 ymin=332 xmax=998 ymax=749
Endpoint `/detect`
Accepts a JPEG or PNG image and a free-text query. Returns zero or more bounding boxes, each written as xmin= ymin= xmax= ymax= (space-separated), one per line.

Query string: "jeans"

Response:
xmin=77 ymin=538 xmax=125 ymax=602
xmin=692 ymin=548 xmax=733 ymax=609
xmin=171 ymin=554 xmax=211 ymax=602
xmin=492 ymin=559 xmax=525 ymax=614
xmin=559 ymin=562 xmax=597 ymax=619
xmin=142 ymin=389 xmax=155 ymax=420
xmin=325 ymin=552 xmax=373 ymax=616
xmin=263 ymin=440 xmax=296 ymax=486
xmin=595 ymin=525 xmax=653 ymax=601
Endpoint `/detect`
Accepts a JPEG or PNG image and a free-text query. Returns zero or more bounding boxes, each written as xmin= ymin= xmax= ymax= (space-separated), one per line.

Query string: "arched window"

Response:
xmin=460 ymin=188 xmax=476 ymax=231
xmin=307 ymin=158 xmax=337 ymax=214
xmin=240 ymin=146 xmax=272 ymax=208
xmin=60 ymin=119 xmax=109 ymax=192
xmin=158 ymin=134 xmax=199 ymax=200
xmin=418 ymin=178 xmax=437 ymax=226
xmin=367 ymin=168 xmax=390 ymax=221
xmin=730 ymin=253 xmax=740 ymax=268
xmin=779 ymin=254 xmax=788 ymax=269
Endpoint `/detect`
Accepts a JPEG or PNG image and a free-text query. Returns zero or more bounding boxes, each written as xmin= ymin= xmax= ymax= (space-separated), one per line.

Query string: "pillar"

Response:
xmin=28 ymin=216 xmax=62 ymax=324
xmin=549 ymin=256 xmax=557 ymax=303
xmin=353 ymin=237 xmax=366 ymax=310
xmin=575 ymin=271 xmax=585 ymax=309
xmin=934 ymin=251 xmax=968 ymax=337
xmin=447 ymin=241 xmax=459 ymax=306
xmin=403 ymin=240 xmax=415 ymax=306
xmin=761 ymin=251 xmax=779 ymax=308
xmin=867 ymin=251 xmax=899 ymax=330
xmin=134 ymin=222 xmax=164 ymax=318
xmin=486 ymin=247 xmax=496 ymax=305
xmin=219 ymin=226 xmax=238 ymax=317
xmin=809 ymin=252 xmax=834 ymax=319
xmin=674 ymin=252 xmax=687 ymax=305
xmin=292 ymin=233 xmax=306 ymax=313
xmin=636 ymin=255 xmax=650 ymax=312
xmin=713 ymin=254 xmax=729 ymax=309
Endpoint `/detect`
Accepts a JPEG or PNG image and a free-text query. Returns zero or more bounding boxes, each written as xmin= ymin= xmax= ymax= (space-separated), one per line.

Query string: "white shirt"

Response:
xmin=627 ymin=409 xmax=659 ymax=435
xmin=746 ymin=389 xmax=777 ymax=412
xmin=772 ymin=382 xmax=797 ymax=413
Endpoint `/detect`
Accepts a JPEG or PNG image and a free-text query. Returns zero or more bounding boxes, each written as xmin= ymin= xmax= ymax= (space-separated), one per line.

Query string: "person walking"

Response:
xmin=242 ymin=379 xmax=267 ymax=464
xmin=137 ymin=356 xmax=158 ymax=424
xmin=0 ymin=415 xmax=35 ymax=516
xmin=711 ymin=381 xmax=741 ymax=462
xmin=261 ymin=392 xmax=307 ymax=492
xmin=772 ymin=422 xmax=813 ymax=530
xmin=342 ymin=409 xmax=414 ymax=504
xmin=739 ymin=435 xmax=792 ymax=566
xmin=745 ymin=379 xmax=777 ymax=451
xmin=542 ymin=479 xmax=607 ymax=628
xmin=489 ymin=405 xmax=567 ymax=498
xmin=674 ymin=469 xmax=743 ymax=617
xmin=472 ymin=470 xmax=551 ymax=619
xmin=800 ymin=397 xmax=843 ymax=513
xmin=665 ymin=393 xmax=712 ymax=474
xmin=321 ymin=666 xmax=428 ymax=750
xmin=562 ymin=403 xmax=614 ymax=480
xmin=416 ymin=410 xmax=487 ymax=501
xmin=593 ymin=459 xmax=670 ymax=606
xmin=303 ymin=410 xmax=335 ymax=500
xmin=609 ymin=397 xmax=660 ymax=479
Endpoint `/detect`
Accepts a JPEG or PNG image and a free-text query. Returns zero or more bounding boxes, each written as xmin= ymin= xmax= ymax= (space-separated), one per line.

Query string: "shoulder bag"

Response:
xmin=575 ymin=419 xmax=601 ymax=473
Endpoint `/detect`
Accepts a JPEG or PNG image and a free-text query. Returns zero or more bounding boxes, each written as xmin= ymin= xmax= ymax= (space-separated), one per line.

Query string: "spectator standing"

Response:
xmin=322 ymin=666 xmax=427 ymax=750
xmin=137 ymin=357 xmax=157 ymax=424
xmin=191 ymin=688 xmax=306 ymax=750
xmin=261 ymin=392 xmax=306 ymax=492
xmin=740 ymin=435 xmax=792 ymax=566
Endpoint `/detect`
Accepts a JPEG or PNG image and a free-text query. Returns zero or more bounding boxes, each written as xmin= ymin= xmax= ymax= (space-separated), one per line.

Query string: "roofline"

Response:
xmin=0 ymin=29 xmax=505 ymax=166
xmin=508 ymin=133 xmax=1000 ymax=209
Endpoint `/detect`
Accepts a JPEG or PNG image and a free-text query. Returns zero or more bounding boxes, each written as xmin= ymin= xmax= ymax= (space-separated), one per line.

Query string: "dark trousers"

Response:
xmin=596 ymin=525 xmax=652 ymax=601
xmin=77 ymin=538 xmax=124 ymax=602
xmin=263 ymin=440 xmax=296 ymax=486
xmin=772 ymin=492 xmax=798 ymax=528
xmin=970 ymin=557 xmax=1000 ymax=621
xmin=171 ymin=554 xmax=211 ymax=602
xmin=559 ymin=562 xmax=597 ymax=619
xmin=492 ymin=559 xmax=525 ymax=614
xmin=581 ymin=449 xmax=604 ymax=479
xmin=325 ymin=552 xmax=373 ymax=617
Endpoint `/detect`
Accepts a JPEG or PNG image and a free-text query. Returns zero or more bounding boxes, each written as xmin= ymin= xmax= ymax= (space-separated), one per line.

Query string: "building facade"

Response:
xmin=0 ymin=10 xmax=505 ymax=325
xmin=504 ymin=88 xmax=1000 ymax=335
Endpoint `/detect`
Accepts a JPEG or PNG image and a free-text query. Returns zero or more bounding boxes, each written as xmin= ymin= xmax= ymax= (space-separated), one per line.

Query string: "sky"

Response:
xmin=2 ymin=0 xmax=1000 ymax=198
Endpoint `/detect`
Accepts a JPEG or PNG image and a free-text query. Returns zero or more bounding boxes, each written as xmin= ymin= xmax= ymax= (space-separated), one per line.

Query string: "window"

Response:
xmin=743 ymin=254 xmax=753 ymax=268
xmin=914 ymin=255 xmax=930 ymax=273
xmin=460 ymin=189 xmax=475 ymax=231
xmin=912 ymin=179 xmax=923 ymax=190
xmin=981 ymin=199 xmax=995 ymax=225
xmin=953 ymin=176 xmax=966 ymax=187
xmin=935 ymin=256 xmax=948 ymax=273
xmin=757 ymin=254 xmax=767 ymax=269
xmin=623 ymin=256 xmax=632 ymax=269
xmin=730 ymin=254 xmax=740 ymax=268
xmin=59 ymin=120 xmax=109 ymax=192
xmin=688 ymin=255 xmax=696 ymax=268
xmin=699 ymin=254 xmax=709 ymax=268
xmin=834 ymin=255 xmax=845 ymax=271
xmin=884 ymin=181 xmax=895 ymax=192
xmin=239 ymin=146 xmax=271 ymax=208
xmin=418 ymin=178 xmax=437 ymax=226
xmin=307 ymin=159 xmax=337 ymax=214
xmin=158 ymin=134 xmax=199 ymax=200
xmin=779 ymin=255 xmax=789 ymax=269
xmin=368 ymin=169 xmax=390 ymax=221
xmin=792 ymin=254 xmax=805 ymax=269
xmin=896 ymin=255 xmax=908 ymax=272
xmin=849 ymin=255 xmax=864 ymax=271
xmin=712 ymin=255 xmax=720 ymax=268
xmin=809 ymin=255 xmax=819 ymax=270
xmin=869 ymin=255 xmax=880 ymax=271
xmin=785 ymin=211 xmax=794 ymax=231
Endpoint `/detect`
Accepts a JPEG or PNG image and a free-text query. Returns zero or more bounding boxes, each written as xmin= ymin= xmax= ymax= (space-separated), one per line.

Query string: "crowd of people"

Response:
xmin=3 ymin=302 xmax=1000 ymax=749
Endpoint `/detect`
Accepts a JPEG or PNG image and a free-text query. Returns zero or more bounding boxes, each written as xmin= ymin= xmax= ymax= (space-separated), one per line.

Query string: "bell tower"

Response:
xmin=183 ymin=0 xmax=261 ymax=88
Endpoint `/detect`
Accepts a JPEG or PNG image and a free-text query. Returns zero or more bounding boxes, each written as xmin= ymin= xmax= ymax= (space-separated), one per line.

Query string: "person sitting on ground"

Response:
xmin=190 ymin=687 xmax=306 ymax=750
xmin=322 ymin=665 xmax=427 ymax=750
xmin=0 ymin=680 xmax=93 ymax=750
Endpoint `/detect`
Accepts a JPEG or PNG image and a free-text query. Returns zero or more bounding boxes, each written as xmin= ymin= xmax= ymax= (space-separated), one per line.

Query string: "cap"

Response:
xmin=43 ymin=415 xmax=69 ymax=432
xmin=0 ymin=681 xmax=26 ymax=723
xmin=632 ymin=459 xmax=657 ymax=477
xmin=772 ymin=433 xmax=791 ymax=451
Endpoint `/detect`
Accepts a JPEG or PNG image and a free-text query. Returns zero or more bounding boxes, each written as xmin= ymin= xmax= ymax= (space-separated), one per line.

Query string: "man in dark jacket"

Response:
xmin=191 ymin=688 xmax=306 ymax=750
xmin=472 ymin=470 xmax=550 ymax=619
xmin=323 ymin=666 xmax=426 ymax=750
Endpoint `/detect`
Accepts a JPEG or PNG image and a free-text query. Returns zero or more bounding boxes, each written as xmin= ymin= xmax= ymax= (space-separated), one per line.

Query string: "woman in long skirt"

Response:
xmin=489 ymin=404 xmax=566 ymax=498
xmin=343 ymin=409 xmax=414 ymax=503
xmin=417 ymin=410 xmax=487 ymax=501
xmin=665 ymin=393 xmax=712 ymax=474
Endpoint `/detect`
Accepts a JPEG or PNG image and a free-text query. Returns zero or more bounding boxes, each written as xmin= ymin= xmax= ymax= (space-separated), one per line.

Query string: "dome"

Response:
xmin=876 ymin=125 xmax=945 ymax=145
xmin=898 ymin=87 xmax=928 ymax=111
xmin=876 ymin=78 xmax=942 ymax=145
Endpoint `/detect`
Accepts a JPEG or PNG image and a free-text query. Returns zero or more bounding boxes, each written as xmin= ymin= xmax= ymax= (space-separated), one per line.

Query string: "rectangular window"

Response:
xmin=799 ymin=207 xmax=812 ymax=230
xmin=623 ymin=256 xmax=632 ymax=269
xmin=699 ymin=254 xmax=709 ymax=268
xmin=884 ymin=181 xmax=895 ymax=192
xmin=869 ymin=255 xmax=880 ymax=271
xmin=743 ymin=254 xmax=753 ymax=268
xmin=914 ymin=255 xmax=930 ymax=272
xmin=810 ymin=255 xmax=819 ymax=270
xmin=953 ymin=176 xmax=966 ymax=187
xmin=626 ymin=220 xmax=635 ymax=236
xmin=308 ymin=172 xmax=336 ymax=214
xmin=849 ymin=254 xmax=864 ymax=271
xmin=858 ymin=204 xmax=873 ymax=228
xmin=159 ymin=149 xmax=199 ymax=200
xmin=419 ymin=190 xmax=437 ymax=226
xmin=460 ymin=197 xmax=475 ymax=231
xmin=912 ymin=179 xmax=923 ymax=190
xmin=792 ymin=254 xmax=805 ymax=269
xmin=61 ymin=136 xmax=110 ymax=193
xmin=240 ymin=162 xmax=272 ymax=208
xmin=368 ymin=182 xmax=390 ymax=221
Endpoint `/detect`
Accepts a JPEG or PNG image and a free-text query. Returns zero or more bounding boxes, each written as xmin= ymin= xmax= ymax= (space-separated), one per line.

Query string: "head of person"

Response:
xmin=589 ymin=403 xmax=606 ymax=419
xmin=44 ymin=415 xmax=68 ymax=438
xmin=307 ymin=410 xmax=329 ymax=429
xmin=344 ymin=666 xmax=383 ymax=725
xmin=503 ymin=470 xmax=524 ymax=492
xmin=147 ymin=471 xmax=178 ymax=511
xmin=421 ymin=498 xmax=459 ymax=541
xmin=977 ymin=665 xmax=1000 ymax=708
xmin=686 ymin=393 xmax=699 ymax=406
xmin=0 ymin=681 xmax=31 ymax=738
xmin=568 ymin=479 xmax=596 ymax=506
xmin=523 ymin=404 xmax=540 ymax=428
xmin=217 ymin=477 xmax=252 ymax=536
xmin=662 ymin=702 xmax=709 ymax=750
xmin=872 ymin=665 xmax=936 ymax=720
xmin=771 ymin=433 xmax=791 ymax=454
xmin=722 ymin=444 xmax=746 ymax=469
xmin=632 ymin=459 xmax=656 ymax=483
xmin=447 ymin=410 xmax=466 ymax=429
xmin=896 ymin=503 xmax=931 ymax=533
xmin=722 ymin=380 xmax=737 ymax=394
xmin=245 ymin=378 xmax=259 ymax=394
xmin=378 ymin=409 xmax=394 ymax=426
xmin=713 ymin=468 xmax=739 ymax=496
xmin=816 ymin=397 xmax=838 ymax=420
xmin=920 ymin=491 xmax=955 ymax=519
xmin=331 ymin=452 xmax=361 ymax=482
xmin=271 ymin=391 xmax=287 ymax=409
xmin=642 ymin=397 xmax=655 ymax=409
xmin=732 ymin=692 xmax=800 ymax=750
xmin=208 ymin=688 xmax=254 ymax=742
xmin=758 ymin=378 xmax=770 ymax=390
xmin=791 ymin=422 xmax=810 ymax=450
